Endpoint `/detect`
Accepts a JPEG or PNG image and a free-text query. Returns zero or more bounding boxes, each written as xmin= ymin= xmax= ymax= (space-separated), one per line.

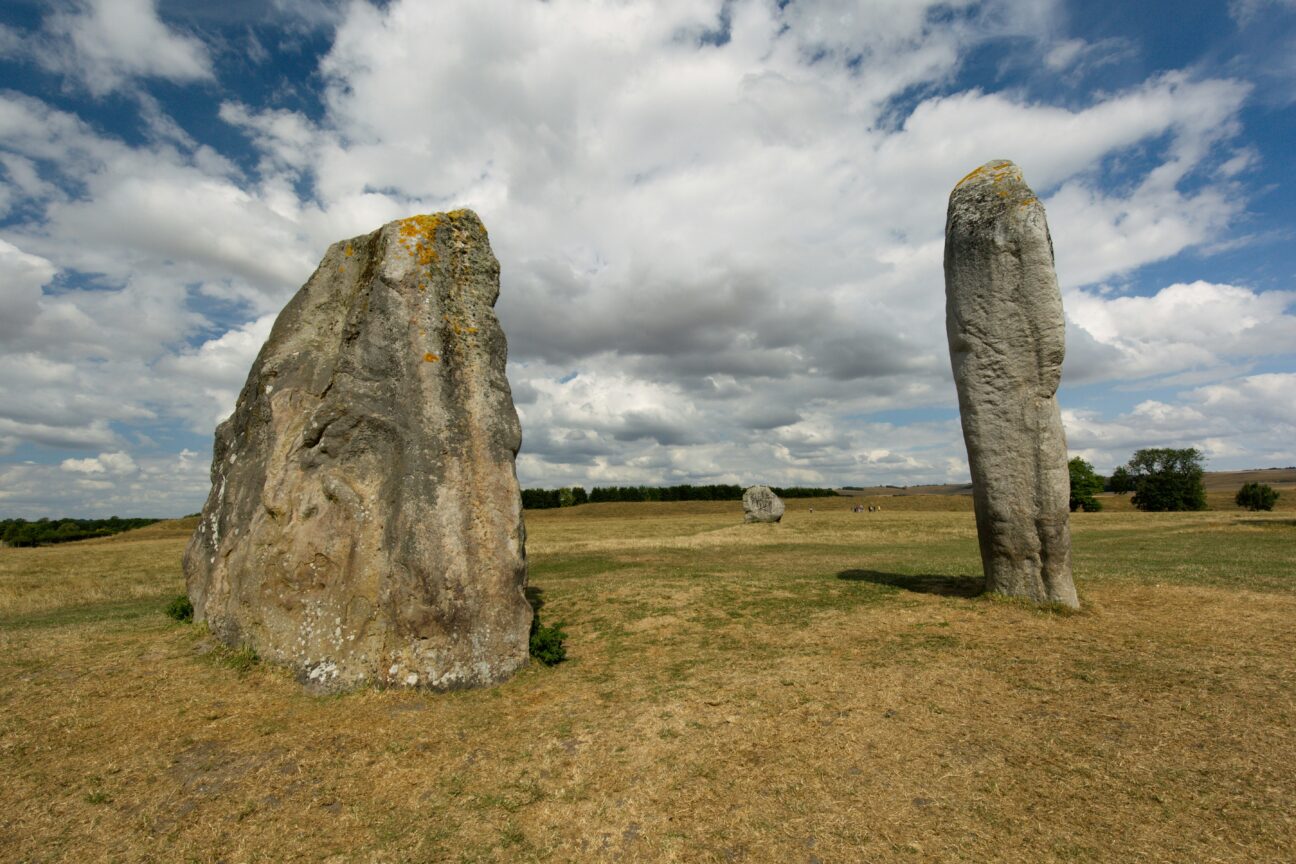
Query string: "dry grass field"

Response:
xmin=2 ymin=494 xmax=1294 ymax=863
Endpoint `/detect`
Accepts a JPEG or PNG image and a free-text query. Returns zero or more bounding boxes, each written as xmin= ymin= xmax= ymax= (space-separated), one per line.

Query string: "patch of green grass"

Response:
xmin=0 ymin=595 xmax=170 ymax=631
xmin=498 ymin=822 xmax=529 ymax=848
xmin=528 ymin=555 xmax=635 ymax=581
xmin=1073 ymin=519 xmax=1296 ymax=592
xmin=981 ymin=591 xmax=1084 ymax=616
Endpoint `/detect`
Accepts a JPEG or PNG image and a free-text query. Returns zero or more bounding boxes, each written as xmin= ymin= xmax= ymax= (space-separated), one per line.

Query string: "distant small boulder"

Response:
xmin=743 ymin=485 xmax=784 ymax=523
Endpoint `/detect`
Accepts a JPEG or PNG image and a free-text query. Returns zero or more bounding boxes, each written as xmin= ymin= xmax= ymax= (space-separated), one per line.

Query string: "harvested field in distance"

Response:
xmin=838 ymin=467 xmax=1296 ymax=516
xmin=2 ymin=499 xmax=1294 ymax=862
xmin=839 ymin=466 xmax=1296 ymax=501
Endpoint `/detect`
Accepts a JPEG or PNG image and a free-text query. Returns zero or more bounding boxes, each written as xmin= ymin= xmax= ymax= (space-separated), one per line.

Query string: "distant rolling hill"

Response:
xmin=840 ymin=467 xmax=1296 ymax=499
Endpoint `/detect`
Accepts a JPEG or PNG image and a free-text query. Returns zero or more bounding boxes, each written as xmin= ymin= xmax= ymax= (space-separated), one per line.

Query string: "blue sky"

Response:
xmin=1 ymin=0 xmax=1294 ymax=517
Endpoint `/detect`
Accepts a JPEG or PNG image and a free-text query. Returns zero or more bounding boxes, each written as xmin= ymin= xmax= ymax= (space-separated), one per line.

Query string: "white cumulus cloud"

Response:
xmin=41 ymin=0 xmax=214 ymax=95
xmin=0 ymin=0 xmax=1290 ymax=513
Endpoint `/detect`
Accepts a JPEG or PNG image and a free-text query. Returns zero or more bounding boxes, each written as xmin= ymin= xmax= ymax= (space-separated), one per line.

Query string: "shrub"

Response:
xmin=529 ymin=612 xmax=567 ymax=666
xmin=1235 ymin=482 xmax=1279 ymax=511
xmin=165 ymin=594 xmax=194 ymax=622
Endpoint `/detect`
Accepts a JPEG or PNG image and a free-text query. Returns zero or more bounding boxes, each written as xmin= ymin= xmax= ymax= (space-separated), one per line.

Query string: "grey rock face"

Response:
xmin=183 ymin=210 xmax=532 ymax=690
xmin=743 ymin=485 xmax=785 ymax=523
xmin=944 ymin=161 xmax=1078 ymax=609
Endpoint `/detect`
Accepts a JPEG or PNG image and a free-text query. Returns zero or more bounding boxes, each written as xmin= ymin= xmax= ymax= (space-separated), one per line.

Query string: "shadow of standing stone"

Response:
xmin=837 ymin=569 xmax=984 ymax=598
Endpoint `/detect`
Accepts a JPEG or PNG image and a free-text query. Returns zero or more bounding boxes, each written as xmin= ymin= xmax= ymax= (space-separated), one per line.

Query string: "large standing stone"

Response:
xmin=183 ymin=210 xmax=532 ymax=690
xmin=743 ymin=485 xmax=785 ymax=523
xmin=944 ymin=161 xmax=1079 ymax=609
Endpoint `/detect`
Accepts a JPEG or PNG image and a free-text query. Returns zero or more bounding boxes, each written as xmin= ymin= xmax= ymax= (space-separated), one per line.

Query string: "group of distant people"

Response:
xmin=804 ymin=503 xmax=883 ymax=514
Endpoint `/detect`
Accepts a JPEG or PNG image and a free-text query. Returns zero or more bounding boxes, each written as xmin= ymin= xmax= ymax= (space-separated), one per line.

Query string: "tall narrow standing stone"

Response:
xmin=183 ymin=210 xmax=533 ymax=690
xmin=944 ymin=161 xmax=1078 ymax=609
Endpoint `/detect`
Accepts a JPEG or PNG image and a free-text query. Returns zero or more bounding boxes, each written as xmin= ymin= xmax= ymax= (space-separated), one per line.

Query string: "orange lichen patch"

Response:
xmin=399 ymin=213 xmax=446 ymax=240
xmin=397 ymin=214 xmax=448 ymax=267
xmin=955 ymin=164 xmax=990 ymax=188
xmin=956 ymin=161 xmax=1021 ymax=190
xmin=344 ymin=243 xmax=354 ymax=257
xmin=422 ymin=353 xmax=439 ymax=363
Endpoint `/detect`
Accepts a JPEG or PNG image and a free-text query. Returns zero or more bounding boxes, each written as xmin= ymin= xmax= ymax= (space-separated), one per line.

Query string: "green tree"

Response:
xmin=1108 ymin=466 xmax=1134 ymax=494
xmin=557 ymin=486 xmax=589 ymax=507
xmin=1123 ymin=448 xmax=1207 ymax=512
xmin=1235 ymin=482 xmax=1279 ymax=512
xmin=1068 ymin=457 xmax=1104 ymax=512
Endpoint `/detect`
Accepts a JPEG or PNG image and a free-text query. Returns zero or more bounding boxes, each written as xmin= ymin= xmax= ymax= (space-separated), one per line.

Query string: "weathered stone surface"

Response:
xmin=183 ymin=210 xmax=532 ymax=690
xmin=944 ymin=160 xmax=1078 ymax=609
xmin=743 ymin=485 xmax=784 ymax=523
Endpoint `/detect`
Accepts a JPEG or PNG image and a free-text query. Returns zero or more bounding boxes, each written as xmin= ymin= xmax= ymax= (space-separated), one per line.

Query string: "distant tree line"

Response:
xmin=521 ymin=484 xmax=841 ymax=509
xmin=0 ymin=517 xmax=159 ymax=547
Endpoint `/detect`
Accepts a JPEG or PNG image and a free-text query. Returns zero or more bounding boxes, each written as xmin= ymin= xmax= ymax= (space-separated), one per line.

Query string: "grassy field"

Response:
xmin=1 ymin=496 xmax=1293 ymax=863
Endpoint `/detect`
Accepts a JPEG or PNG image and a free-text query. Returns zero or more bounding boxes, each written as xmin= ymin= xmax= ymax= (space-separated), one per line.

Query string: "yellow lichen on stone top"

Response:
xmin=954 ymin=160 xmax=1022 ymax=191
xmin=398 ymin=214 xmax=447 ymax=267
xmin=446 ymin=207 xmax=488 ymax=237
xmin=344 ymin=243 xmax=354 ymax=257
xmin=955 ymin=164 xmax=991 ymax=188
xmin=396 ymin=209 xmax=486 ymax=272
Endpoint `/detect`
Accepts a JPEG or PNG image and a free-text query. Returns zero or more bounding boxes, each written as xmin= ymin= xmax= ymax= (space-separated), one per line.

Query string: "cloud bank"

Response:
xmin=1 ymin=0 xmax=1293 ymax=515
